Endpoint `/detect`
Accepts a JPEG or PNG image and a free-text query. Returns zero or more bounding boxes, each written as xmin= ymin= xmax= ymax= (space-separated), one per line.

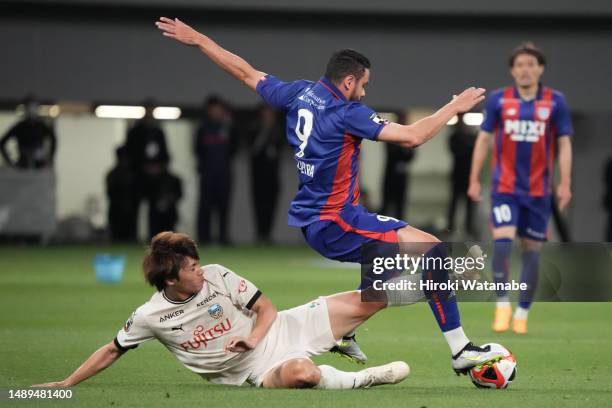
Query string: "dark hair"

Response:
xmin=204 ymin=95 xmax=225 ymax=108
xmin=324 ymin=49 xmax=371 ymax=84
xmin=143 ymin=232 xmax=200 ymax=291
xmin=509 ymin=42 xmax=546 ymax=67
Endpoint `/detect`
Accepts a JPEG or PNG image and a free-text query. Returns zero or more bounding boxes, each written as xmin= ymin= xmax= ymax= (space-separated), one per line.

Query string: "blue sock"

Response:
xmin=518 ymin=250 xmax=540 ymax=309
xmin=492 ymin=238 xmax=513 ymax=298
xmin=422 ymin=242 xmax=461 ymax=332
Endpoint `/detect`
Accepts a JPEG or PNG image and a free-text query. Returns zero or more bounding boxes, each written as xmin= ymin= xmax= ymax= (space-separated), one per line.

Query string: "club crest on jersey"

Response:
xmin=506 ymin=108 xmax=517 ymax=116
xmin=537 ymin=107 xmax=551 ymax=120
xmin=208 ymin=303 xmax=223 ymax=319
xmin=370 ymin=113 xmax=389 ymax=125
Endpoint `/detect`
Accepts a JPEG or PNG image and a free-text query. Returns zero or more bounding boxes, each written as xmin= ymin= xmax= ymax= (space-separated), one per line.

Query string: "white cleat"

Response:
xmin=451 ymin=342 xmax=504 ymax=375
xmin=360 ymin=361 xmax=410 ymax=388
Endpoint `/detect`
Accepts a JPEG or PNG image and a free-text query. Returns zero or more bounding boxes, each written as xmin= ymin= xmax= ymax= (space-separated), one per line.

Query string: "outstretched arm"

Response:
xmin=32 ymin=341 xmax=125 ymax=388
xmin=377 ymin=87 xmax=485 ymax=148
xmin=156 ymin=17 xmax=266 ymax=91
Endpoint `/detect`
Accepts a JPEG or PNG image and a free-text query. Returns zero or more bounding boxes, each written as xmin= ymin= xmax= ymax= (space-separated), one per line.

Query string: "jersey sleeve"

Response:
xmin=215 ymin=265 xmax=262 ymax=310
xmin=114 ymin=308 xmax=154 ymax=351
xmin=256 ymin=74 xmax=310 ymax=110
xmin=553 ymin=94 xmax=573 ymax=137
xmin=344 ymin=103 xmax=387 ymax=141
xmin=480 ymin=93 xmax=500 ymax=133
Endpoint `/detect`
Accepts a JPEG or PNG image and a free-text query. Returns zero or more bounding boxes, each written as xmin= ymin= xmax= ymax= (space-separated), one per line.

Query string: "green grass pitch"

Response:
xmin=1 ymin=244 xmax=611 ymax=407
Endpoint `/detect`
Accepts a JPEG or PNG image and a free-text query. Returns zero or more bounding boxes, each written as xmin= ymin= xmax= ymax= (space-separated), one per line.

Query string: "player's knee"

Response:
xmin=521 ymin=238 xmax=542 ymax=252
xmin=283 ymin=359 xmax=320 ymax=388
xmin=396 ymin=226 xmax=440 ymax=244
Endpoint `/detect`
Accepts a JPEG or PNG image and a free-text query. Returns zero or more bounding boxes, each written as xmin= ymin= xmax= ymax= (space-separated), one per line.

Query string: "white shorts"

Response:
xmin=247 ymin=296 xmax=336 ymax=387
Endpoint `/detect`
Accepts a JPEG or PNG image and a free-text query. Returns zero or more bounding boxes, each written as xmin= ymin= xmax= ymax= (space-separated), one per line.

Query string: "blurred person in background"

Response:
xmin=124 ymin=98 xmax=171 ymax=239
xmin=195 ymin=96 xmax=235 ymax=245
xmin=469 ymin=43 xmax=573 ymax=335
xmin=446 ymin=113 xmax=476 ymax=238
xmin=106 ymin=146 xmax=139 ymax=241
xmin=246 ymin=104 xmax=284 ymax=243
xmin=0 ymin=94 xmax=56 ymax=169
xmin=148 ymin=159 xmax=183 ymax=237
xmin=604 ymin=157 xmax=612 ymax=241
xmin=380 ymin=141 xmax=415 ymax=221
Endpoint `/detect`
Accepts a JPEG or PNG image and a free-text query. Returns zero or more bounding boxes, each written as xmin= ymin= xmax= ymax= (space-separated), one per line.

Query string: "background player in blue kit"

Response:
xmin=468 ymin=43 xmax=573 ymax=334
xmin=157 ymin=17 xmax=500 ymax=374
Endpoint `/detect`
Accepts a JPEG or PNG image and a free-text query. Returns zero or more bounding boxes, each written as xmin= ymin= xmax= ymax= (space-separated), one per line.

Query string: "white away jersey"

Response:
xmin=115 ymin=264 xmax=263 ymax=385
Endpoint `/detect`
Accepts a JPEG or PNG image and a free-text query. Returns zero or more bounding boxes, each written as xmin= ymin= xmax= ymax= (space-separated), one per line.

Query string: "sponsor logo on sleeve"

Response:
xmin=370 ymin=113 xmax=389 ymax=125
xmin=238 ymin=280 xmax=247 ymax=294
xmin=124 ymin=313 xmax=135 ymax=332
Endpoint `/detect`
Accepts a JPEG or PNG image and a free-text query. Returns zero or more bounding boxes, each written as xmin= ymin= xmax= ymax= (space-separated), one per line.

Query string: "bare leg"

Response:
xmin=261 ymin=357 xmax=409 ymax=389
xmin=262 ymin=358 xmax=320 ymax=388
xmin=325 ymin=291 xmax=386 ymax=341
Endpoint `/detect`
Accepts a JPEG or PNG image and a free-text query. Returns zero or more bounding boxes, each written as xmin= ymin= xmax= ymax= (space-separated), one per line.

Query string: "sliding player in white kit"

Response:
xmin=33 ymin=232 xmax=408 ymax=389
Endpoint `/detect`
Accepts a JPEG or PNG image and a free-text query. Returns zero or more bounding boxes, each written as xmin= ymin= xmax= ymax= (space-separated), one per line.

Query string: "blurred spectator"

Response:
xmin=124 ymin=98 xmax=171 ymax=239
xmin=380 ymin=143 xmax=415 ymax=220
xmin=604 ymin=157 xmax=612 ymax=241
xmin=148 ymin=161 xmax=182 ymax=237
xmin=195 ymin=96 xmax=235 ymax=245
xmin=0 ymin=94 xmax=56 ymax=169
xmin=106 ymin=146 xmax=139 ymax=241
xmin=246 ymin=104 xmax=284 ymax=243
xmin=446 ymin=115 xmax=476 ymax=237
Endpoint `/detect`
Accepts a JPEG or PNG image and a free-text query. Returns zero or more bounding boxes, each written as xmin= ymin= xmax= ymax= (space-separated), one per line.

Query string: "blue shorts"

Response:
xmin=490 ymin=193 xmax=551 ymax=241
xmin=301 ymin=205 xmax=407 ymax=263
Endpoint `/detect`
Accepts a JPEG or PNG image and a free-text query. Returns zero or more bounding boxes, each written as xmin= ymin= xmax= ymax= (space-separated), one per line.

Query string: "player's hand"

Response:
xmin=31 ymin=380 xmax=69 ymax=388
xmin=557 ymin=183 xmax=572 ymax=211
xmin=468 ymin=181 xmax=482 ymax=202
xmin=450 ymin=87 xmax=486 ymax=113
xmin=156 ymin=17 xmax=201 ymax=46
xmin=224 ymin=337 xmax=255 ymax=353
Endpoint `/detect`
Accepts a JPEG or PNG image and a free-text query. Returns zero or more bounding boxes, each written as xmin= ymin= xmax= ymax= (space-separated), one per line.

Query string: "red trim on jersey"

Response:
xmin=351 ymin=144 xmax=361 ymax=205
xmin=529 ymin=87 xmax=553 ymax=196
xmin=318 ymin=80 xmax=341 ymax=100
xmin=498 ymin=87 xmax=519 ymax=193
xmin=320 ymin=134 xmax=356 ymax=217
xmin=322 ymin=213 xmax=399 ymax=243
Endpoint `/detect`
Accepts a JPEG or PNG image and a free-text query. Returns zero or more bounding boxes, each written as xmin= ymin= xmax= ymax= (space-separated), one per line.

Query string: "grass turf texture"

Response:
xmin=1 ymin=244 xmax=611 ymax=408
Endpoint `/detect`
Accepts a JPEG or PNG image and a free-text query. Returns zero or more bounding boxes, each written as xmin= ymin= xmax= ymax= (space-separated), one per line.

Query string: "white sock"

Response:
xmin=514 ymin=306 xmax=529 ymax=320
xmin=444 ymin=326 xmax=470 ymax=355
xmin=496 ymin=298 xmax=511 ymax=308
xmin=315 ymin=365 xmax=367 ymax=389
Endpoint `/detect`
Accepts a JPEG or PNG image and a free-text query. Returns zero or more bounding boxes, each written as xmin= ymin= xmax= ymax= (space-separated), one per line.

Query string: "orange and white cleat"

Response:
xmin=512 ymin=318 xmax=528 ymax=334
xmin=492 ymin=306 xmax=512 ymax=332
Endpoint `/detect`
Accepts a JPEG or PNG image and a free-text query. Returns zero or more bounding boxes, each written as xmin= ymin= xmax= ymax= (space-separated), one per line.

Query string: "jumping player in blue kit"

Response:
xmin=157 ymin=17 xmax=501 ymax=374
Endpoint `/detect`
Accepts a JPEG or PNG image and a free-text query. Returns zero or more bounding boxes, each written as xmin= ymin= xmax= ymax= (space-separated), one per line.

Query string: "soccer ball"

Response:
xmin=469 ymin=343 xmax=517 ymax=389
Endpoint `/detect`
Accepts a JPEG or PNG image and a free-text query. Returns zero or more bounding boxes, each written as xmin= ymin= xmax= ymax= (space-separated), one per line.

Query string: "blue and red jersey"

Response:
xmin=481 ymin=85 xmax=572 ymax=197
xmin=256 ymin=75 xmax=387 ymax=227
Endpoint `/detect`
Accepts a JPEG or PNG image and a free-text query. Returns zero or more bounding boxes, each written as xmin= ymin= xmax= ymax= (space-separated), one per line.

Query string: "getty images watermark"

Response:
xmin=360 ymin=242 xmax=612 ymax=303
xmin=370 ymin=246 xmax=526 ymax=292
